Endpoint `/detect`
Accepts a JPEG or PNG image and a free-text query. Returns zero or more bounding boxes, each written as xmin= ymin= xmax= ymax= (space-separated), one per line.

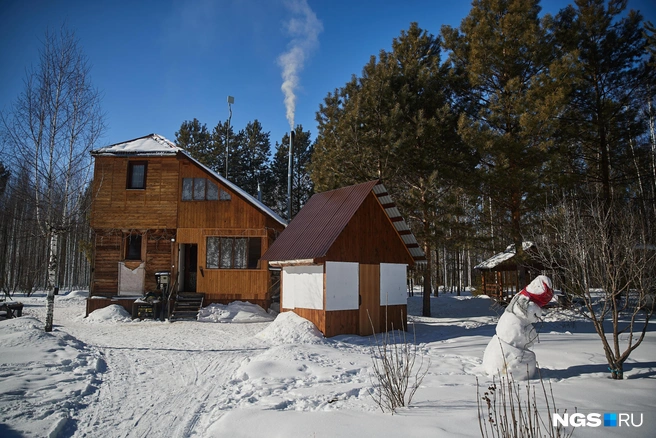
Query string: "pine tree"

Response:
xmin=174 ymin=119 xmax=216 ymax=169
xmin=442 ymin=0 xmax=565 ymax=283
xmin=312 ymin=23 xmax=474 ymax=316
xmin=271 ymin=125 xmax=314 ymax=219
xmin=210 ymin=120 xmax=239 ymax=179
xmin=229 ymin=120 xmax=273 ymax=201
xmin=552 ymin=0 xmax=649 ymax=204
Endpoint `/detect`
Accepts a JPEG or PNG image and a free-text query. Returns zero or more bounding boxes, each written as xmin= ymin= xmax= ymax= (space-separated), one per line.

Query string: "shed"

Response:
xmin=261 ymin=180 xmax=425 ymax=337
xmin=474 ymin=242 xmax=544 ymax=302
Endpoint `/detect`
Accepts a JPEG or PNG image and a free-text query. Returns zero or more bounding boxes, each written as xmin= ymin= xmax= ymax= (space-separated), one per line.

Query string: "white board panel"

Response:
xmin=380 ymin=263 xmax=407 ymax=306
xmin=282 ymin=266 xmax=324 ymax=310
xmin=325 ymin=262 xmax=359 ymax=311
xmin=118 ymin=262 xmax=145 ymax=296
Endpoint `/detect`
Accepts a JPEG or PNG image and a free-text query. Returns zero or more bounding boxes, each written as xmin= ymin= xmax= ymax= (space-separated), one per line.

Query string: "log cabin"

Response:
xmin=474 ymin=242 xmax=545 ymax=303
xmin=87 ymin=134 xmax=286 ymax=317
xmin=261 ymin=180 xmax=426 ymax=337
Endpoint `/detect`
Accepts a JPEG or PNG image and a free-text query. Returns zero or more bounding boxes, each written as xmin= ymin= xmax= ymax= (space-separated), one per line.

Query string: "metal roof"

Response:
xmin=262 ymin=180 xmax=426 ymax=264
xmin=474 ymin=241 xmax=538 ymax=271
xmin=90 ymin=133 xmax=287 ymax=227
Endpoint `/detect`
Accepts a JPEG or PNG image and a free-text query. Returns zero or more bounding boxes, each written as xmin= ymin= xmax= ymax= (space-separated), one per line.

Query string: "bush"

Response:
xmin=477 ymin=367 xmax=573 ymax=438
xmin=369 ymin=318 xmax=429 ymax=413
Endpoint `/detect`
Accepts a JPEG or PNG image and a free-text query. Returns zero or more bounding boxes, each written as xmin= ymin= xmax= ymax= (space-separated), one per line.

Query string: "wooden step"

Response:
xmin=169 ymin=292 xmax=204 ymax=322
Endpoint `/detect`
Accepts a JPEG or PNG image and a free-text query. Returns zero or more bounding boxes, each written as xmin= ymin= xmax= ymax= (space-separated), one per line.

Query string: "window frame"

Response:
xmin=205 ymin=237 xmax=261 ymax=270
xmin=181 ymin=177 xmax=224 ymax=201
xmin=127 ymin=161 xmax=148 ymax=190
xmin=125 ymin=233 xmax=143 ymax=261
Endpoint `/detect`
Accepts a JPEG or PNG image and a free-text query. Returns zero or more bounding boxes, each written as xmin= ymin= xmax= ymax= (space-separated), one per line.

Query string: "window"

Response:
xmin=206 ymin=237 xmax=261 ymax=269
xmin=193 ymin=178 xmax=205 ymax=200
xmin=127 ymin=162 xmax=147 ymax=189
xmin=126 ymin=234 xmax=142 ymax=260
xmin=182 ymin=178 xmax=193 ymax=200
xmin=182 ymin=178 xmax=223 ymax=201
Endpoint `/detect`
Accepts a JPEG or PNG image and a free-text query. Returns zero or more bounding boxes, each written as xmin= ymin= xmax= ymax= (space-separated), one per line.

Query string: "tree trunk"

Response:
xmin=45 ymin=230 xmax=58 ymax=332
xmin=423 ymin=241 xmax=432 ymax=317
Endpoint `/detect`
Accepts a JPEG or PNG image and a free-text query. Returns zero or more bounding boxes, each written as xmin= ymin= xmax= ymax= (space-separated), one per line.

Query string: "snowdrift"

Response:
xmin=86 ymin=304 xmax=132 ymax=323
xmin=0 ymin=317 xmax=103 ymax=437
xmin=198 ymin=301 xmax=275 ymax=323
xmin=255 ymin=311 xmax=325 ymax=345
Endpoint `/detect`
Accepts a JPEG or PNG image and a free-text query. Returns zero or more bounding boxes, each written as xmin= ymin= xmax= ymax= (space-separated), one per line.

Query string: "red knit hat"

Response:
xmin=520 ymin=275 xmax=553 ymax=307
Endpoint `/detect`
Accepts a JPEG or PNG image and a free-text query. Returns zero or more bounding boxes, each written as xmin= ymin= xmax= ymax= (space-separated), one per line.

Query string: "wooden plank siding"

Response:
xmin=177 ymin=161 xmax=270 ymax=229
xmin=324 ymin=192 xmax=412 ymax=265
xmin=90 ymin=156 xmax=179 ymax=229
xmin=379 ymin=304 xmax=407 ymax=332
xmin=176 ymin=226 xmax=276 ymax=304
xmin=283 ymin=308 xmax=360 ymax=338
xmin=284 ymin=308 xmax=326 ymax=334
xmin=325 ymin=310 xmax=359 ymax=337
xmin=359 ymin=264 xmax=380 ymax=336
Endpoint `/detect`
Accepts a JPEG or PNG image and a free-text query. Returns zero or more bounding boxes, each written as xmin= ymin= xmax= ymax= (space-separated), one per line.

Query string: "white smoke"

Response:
xmin=278 ymin=0 xmax=323 ymax=130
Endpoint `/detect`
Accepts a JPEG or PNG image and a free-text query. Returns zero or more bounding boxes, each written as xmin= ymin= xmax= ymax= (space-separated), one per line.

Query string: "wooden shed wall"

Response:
xmin=90 ymin=156 xmax=179 ymax=229
xmin=285 ymin=307 xmax=405 ymax=337
xmin=325 ymin=192 xmax=413 ymax=265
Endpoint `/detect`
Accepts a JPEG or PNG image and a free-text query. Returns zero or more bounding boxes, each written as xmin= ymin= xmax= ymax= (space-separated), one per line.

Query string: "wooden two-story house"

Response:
xmin=87 ymin=133 xmax=286 ymax=316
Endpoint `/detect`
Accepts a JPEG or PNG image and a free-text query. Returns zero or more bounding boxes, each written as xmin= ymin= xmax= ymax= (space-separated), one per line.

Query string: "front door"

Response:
xmin=359 ymin=264 xmax=380 ymax=336
xmin=181 ymin=244 xmax=198 ymax=292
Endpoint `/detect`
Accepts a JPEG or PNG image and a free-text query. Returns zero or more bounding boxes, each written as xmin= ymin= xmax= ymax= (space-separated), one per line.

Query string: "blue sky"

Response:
xmin=1 ymin=0 xmax=654 ymax=151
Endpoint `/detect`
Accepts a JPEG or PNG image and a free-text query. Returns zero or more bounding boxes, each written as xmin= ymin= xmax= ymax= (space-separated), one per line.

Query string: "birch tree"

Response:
xmin=1 ymin=27 xmax=104 ymax=302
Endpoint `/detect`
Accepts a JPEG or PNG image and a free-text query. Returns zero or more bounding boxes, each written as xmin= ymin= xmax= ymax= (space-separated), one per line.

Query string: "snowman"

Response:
xmin=482 ymin=275 xmax=553 ymax=379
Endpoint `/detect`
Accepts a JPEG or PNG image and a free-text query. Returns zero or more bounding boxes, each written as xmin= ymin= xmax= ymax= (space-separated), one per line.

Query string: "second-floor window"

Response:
xmin=127 ymin=162 xmax=147 ymax=189
xmin=182 ymin=178 xmax=231 ymax=201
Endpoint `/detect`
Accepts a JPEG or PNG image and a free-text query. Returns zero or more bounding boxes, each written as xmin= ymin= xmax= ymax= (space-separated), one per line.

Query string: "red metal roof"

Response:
xmin=261 ymin=180 xmax=426 ymax=264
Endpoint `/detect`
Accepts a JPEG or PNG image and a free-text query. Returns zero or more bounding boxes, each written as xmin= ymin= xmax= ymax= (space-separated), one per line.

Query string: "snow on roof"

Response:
xmin=474 ymin=241 xmax=535 ymax=270
xmin=91 ymin=133 xmax=180 ymax=156
xmin=91 ymin=133 xmax=287 ymax=227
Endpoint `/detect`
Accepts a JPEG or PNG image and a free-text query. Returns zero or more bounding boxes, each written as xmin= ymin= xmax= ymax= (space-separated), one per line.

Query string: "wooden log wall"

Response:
xmin=91 ymin=232 xmax=121 ymax=296
xmin=91 ymin=156 xmax=179 ymax=229
xmin=144 ymin=231 xmax=174 ymax=292
xmin=86 ymin=297 xmax=137 ymax=316
xmin=91 ymin=230 xmax=173 ymax=297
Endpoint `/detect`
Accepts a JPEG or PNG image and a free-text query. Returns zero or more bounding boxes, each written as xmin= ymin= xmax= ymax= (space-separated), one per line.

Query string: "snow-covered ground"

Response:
xmin=1 ymin=290 xmax=654 ymax=437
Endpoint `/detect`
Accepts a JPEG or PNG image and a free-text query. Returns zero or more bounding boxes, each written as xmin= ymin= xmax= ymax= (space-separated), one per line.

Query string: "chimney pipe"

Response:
xmin=287 ymin=130 xmax=295 ymax=221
